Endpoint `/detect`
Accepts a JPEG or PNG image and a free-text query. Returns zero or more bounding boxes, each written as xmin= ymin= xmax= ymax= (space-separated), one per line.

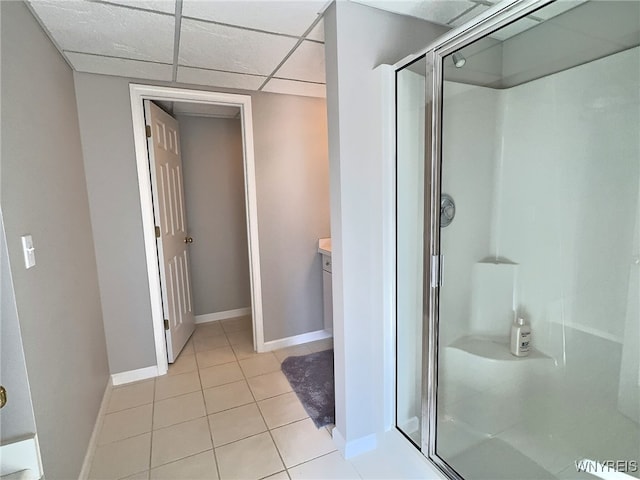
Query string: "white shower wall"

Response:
xmin=617 ymin=188 xmax=639 ymax=423
xmin=497 ymin=46 xmax=639 ymax=348
xmin=440 ymin=82 xmax=499 ymax=346
xmin=442 ymin=46 xmax=639 ymax=360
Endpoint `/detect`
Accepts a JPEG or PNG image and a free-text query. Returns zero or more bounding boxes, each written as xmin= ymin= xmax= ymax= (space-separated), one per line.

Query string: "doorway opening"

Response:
xmin=130 ymin=84 xmax=264 ymax=376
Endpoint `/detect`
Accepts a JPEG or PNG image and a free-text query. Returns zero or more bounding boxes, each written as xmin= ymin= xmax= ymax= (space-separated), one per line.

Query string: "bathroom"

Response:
xmin=395 ymin=0 xmax=640 ymax=478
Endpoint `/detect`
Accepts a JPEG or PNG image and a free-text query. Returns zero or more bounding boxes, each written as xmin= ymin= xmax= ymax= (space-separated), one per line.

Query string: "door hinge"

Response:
xmin=430 ymin=254 xmax=443 ymax=288
xmin=155 ymin=226 xmax=160 ymax=238
xmin=146 ymin=125 xmax=152 ymax=138
xmin=164 ymin=319 xmax=169 ymax=330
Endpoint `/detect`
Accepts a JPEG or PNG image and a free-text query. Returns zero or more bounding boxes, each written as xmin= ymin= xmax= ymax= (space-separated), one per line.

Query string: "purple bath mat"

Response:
xmin=281 ymin=349 xmax=335 ymax=428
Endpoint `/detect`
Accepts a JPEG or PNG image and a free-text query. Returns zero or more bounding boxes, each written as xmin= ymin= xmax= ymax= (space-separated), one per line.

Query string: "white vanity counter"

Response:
xmin=318 ymin=237 xmax=332 ymax=256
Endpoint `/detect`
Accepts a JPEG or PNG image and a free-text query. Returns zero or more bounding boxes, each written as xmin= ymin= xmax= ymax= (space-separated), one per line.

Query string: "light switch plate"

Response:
xmin=21 ymin=235 xmax=36 ymax=269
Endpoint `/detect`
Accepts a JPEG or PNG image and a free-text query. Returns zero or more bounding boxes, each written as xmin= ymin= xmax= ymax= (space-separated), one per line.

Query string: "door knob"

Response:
xmin=184 ymin=237 xmax=193 ymax=244
xmin=0 ymin=386 xmax=6 ymax=409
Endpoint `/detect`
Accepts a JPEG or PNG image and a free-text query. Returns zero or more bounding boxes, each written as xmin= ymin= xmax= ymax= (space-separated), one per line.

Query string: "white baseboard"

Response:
xmin=111 ymin=365 xmax=158 ymax=386
xmin=78 ymin=379 xmax=112 ymax=480
xmin=195 ymin=307 xmax=251 ymax=324
xmin=262 ymin=329 xmax=332 ymax=352
xmin=332 ymin=428 xmax=377 ymax=459
xmin=0 ymin=435 xmax=43 ymax=479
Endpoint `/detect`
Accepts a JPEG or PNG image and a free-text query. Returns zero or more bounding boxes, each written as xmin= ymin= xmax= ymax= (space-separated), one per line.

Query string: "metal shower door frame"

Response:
xmin=393 ymin=0 xmax=557 ymax=478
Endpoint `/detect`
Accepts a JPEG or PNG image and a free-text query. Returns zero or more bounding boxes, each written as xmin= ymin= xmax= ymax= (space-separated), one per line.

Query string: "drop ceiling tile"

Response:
xmin=531 ymin=0 xmax=586 ymax=21
xmin=352 ymin=1 xmax=474 ymax=26
xmin=423 ymin=0 xmax=477 ymax=25
xmin=489 ymin=17 xmax=539 ymax=41
xmin=262 ymin=78 xmax=326 ymax=98
xmin=179 ymin=18 xmax=298 ymax=75
xmin=103 ymin=0 xmax=176 ymax=14
xmin=28 ymin=0 xmax=174 ymax=63
xmin=275 ymin=41 xmax=325 ymax=84
xmin=177 ymin=66 xmax=266 ymax=90
xmin=66 ymin=52 xmax=173 ymax=80
xmin=181 ymin=0 xmax=324 ymax=36
xmin=307 ymin=18 xmax=324 ymax=42
xmin=450 ymin=4 xmax=489 ymax=27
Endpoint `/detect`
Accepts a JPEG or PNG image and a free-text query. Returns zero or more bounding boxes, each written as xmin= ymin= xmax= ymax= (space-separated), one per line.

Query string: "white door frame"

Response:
xmin=129 ymin=84 xmax=265 ymax=376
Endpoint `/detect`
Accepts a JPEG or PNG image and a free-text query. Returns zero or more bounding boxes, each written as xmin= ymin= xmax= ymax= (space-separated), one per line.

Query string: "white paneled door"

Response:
xmin=144 ymin=100 xmax=195 ymax=362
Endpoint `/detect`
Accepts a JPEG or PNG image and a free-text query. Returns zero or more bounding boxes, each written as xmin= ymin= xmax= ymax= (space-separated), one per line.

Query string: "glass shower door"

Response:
xmin=431 ymin=1 xmax=640 ymax=479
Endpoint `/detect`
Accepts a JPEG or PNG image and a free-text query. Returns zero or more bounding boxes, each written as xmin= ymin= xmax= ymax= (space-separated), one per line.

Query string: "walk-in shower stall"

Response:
xmin=395 ymin=0 xmax=639 ymax=478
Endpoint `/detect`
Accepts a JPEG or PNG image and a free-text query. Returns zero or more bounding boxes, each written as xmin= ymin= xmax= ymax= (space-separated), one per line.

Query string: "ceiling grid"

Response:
xmin=27 ymin=0 xmax=329 ymax=97
xmin=26 ymin=0 xmax=594 ymax=98
xmin=171 ymin=0 xmax=183 ymax=82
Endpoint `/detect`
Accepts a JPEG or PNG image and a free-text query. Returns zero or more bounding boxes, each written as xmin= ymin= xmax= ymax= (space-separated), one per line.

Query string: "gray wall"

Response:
xmin=324 ymin=1 xmax=447 ymax=446
xmin=252 ymin=93 xmax=330 ymax=341
xmin=0 ymin=2 xmax=110 ymax=478
xmin=0 ymin=210 xmax=37 ymax=444
xmin=74 ymin=72 xmax=330 ymax=372
xmin=177 ymin=115 xmax=251 ymax=316
xmin=74 ymin=74 xmax=157 ymax=374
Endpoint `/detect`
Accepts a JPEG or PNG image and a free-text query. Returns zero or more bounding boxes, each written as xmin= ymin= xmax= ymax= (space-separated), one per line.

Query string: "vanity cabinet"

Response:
xmin=321 ymin=254 xmax=333 ymax=333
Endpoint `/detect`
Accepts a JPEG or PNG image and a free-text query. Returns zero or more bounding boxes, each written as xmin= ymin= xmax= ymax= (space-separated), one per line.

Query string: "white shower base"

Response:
xmin=435 ymin=332 xmax=640 ymax=480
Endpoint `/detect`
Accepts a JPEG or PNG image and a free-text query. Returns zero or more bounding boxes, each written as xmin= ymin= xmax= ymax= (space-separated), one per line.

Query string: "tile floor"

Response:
xmin=88 ymin=316 xmax=363 ymax=480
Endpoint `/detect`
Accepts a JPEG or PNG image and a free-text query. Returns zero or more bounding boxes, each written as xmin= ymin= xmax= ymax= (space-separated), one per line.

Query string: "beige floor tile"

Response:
xmin=182 ymin=339 xmax=195 ymax=355
xmin=258 ymin=392 xmax=308 ymax=429
xmin=89 ymin=433 xmax=151 ymax=480
xmin=221 ymin=316 xmax=252 ymax=333
xmin=150 ymin=450 xmax=218 ymax=480
xmin=230 ymin=341 xmax=259 ymax=361
xmin=108 ymin=380 xmax=155 ymax=413
xmin=194 ymin=322 xmax=224 ymax=338
xmin=262 ymin=472 xmax=290 ymax=480
xmin=203 ymin=380 xmax=254 ymax=414
xmin=151 ymin=417 xmax=213 ymax=468
xmin=273 ymin=345 xmax=312 ymax=363
xmin=196 ymin=346 xmax=237 ymax=368
xmin=194 ymin=334 xmax=230 ymax=352
xmin=122 ymin=471 xmax=150 ymax=480
xmin=208 ymin=403 xmax=267 ymax=447
xmin=271 ymin=418 xmax=336 ymax=468
xmin=239 ymin=353 xmax=280 ymax=378
xmin=306 ymin=338 xmax=333 ymax=353
xmin=216 ymin=432 xmax=284 ymax=480
xmin=288 ymin=451 xmax=360 ymax=479
xmin=153 ymin=391 xmax=206 ymax=429
xmin=168 ymin=352 xmax=197 ymax=376
xmin=155 ymin=371 xmax=201 ymax=401
xmin=199 ymin=362 xmax=244 ymax=389
xmin=247 ymin=371 xmax=292 ymax=401
xmin=98 ymin=404 xmax=153 ymax=445
xmin=225 ymin=329 xmax=253 ymax=346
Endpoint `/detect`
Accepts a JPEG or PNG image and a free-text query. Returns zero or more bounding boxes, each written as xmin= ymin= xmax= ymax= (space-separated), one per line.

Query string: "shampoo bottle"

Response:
xmin=510 ymin=317 xmax=531 ymax=357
